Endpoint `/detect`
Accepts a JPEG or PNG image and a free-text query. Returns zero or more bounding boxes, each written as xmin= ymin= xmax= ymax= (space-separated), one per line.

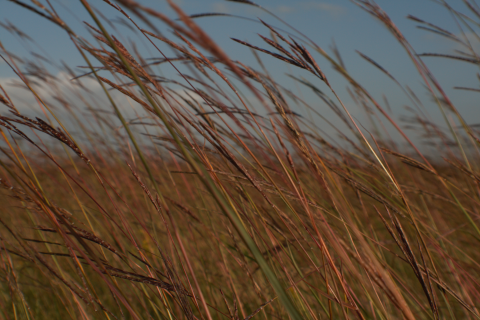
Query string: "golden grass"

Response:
xmin=1 ymin=0 xmax=480 ymax=319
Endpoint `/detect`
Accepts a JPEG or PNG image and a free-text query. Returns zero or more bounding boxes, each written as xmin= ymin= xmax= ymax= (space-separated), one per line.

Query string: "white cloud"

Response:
xmin=454 ymin=31 xmax=480 ymax=54
xmin=425 ymin=30 xmax=480 ymax=55
xmin=0 ymin=71 xmax=102 ymax=115
xmin=0 ymin=76 xmax=44 ymax=114
xmin=276 ymin=5 xmax=294 ymax=14
xmin=271 ymin=2 xmax=346 ymax=17
xmin=302 ymin=2 xmax=346 ymax=17
xmin=212 ymin=2 xmax=230 ymax=14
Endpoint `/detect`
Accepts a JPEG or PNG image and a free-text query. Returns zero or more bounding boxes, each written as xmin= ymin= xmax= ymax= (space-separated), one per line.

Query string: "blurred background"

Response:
xmin=1 ymin=0 xmax=478 ymax=148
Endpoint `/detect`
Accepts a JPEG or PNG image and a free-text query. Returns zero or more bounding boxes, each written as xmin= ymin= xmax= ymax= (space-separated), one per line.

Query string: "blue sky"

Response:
xmin=0 ymin=0 xmax=479 ymax=147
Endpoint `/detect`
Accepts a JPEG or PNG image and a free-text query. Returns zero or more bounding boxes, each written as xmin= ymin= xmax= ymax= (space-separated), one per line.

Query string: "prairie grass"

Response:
xmin=1 ymin=0 xmax=480 ymax=319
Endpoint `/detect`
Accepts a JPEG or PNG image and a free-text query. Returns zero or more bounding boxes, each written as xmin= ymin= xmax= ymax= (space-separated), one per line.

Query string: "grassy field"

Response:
xmin=1 ymin=0 xmax=480 ymax=319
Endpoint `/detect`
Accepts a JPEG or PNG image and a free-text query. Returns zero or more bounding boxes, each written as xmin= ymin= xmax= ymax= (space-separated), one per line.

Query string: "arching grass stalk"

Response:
xmin=79 ymin=0 xmax=303 ymax=318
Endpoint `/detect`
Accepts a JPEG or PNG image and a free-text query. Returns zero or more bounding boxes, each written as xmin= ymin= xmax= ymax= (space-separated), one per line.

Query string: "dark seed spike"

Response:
xmin=231 ymin=38 xmax=307 ymax=69
xmin=226 ymin=0 xmax=260 ymax=7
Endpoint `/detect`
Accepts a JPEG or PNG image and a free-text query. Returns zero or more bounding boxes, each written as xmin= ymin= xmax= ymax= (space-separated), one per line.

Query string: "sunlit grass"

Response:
xmin=1 ymin=1 xmax=480 ymax=319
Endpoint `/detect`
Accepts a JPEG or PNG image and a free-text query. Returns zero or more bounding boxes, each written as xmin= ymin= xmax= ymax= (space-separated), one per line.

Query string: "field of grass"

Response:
xmin=1 ymin=0 xmax=480 ymax=319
